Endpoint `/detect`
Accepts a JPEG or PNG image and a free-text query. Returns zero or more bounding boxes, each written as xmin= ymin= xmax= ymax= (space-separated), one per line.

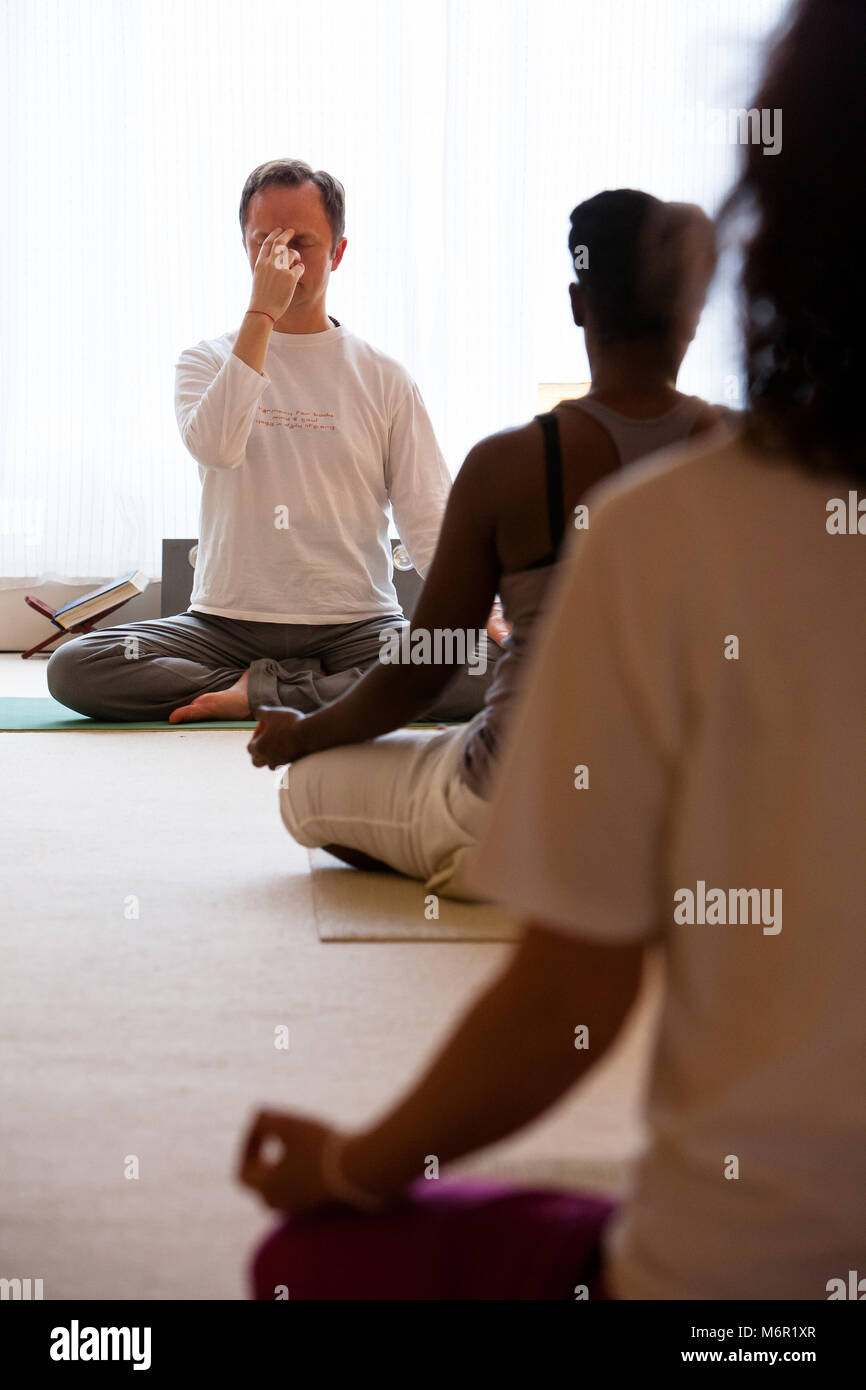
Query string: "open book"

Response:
xmin=51 ymin=571 xmax=149 ymax=630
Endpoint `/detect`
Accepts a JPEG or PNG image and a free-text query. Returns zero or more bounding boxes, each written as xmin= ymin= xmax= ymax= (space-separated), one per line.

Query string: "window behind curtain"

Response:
xmin=0 ymin=0 xmax=788 ymax=586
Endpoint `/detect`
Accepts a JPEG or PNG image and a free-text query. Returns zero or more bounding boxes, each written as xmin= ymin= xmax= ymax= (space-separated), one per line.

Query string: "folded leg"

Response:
xmin=297 ymin=614 xmax=504 ymax=724
xmin=46 ymin=611 xmax=263 ymax=720
xmin=278 ymin=725 xmax=488 ymax=892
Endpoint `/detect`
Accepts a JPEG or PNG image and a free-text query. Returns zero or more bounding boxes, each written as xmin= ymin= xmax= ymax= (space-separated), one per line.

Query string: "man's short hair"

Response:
xmin=239 ymin=159 xmax=346 ymax=253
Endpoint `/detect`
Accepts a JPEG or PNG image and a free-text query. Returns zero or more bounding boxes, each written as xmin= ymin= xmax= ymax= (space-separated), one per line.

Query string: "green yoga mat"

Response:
xmin=0 ymin=697 xmax=258 ymax=731
xmin=0 ymin=697 xmax=456 ymax=733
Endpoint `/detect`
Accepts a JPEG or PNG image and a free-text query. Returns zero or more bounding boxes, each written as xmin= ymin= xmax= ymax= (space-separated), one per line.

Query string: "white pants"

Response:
xmin=279 ymin=722 xmax=491 ymax=901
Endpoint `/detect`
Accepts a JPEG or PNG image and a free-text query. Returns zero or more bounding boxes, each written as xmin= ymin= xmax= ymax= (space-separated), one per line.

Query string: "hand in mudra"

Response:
xmin=238 ymin=1110 xmax=337 ymax=1216
xmin=249 ymin=227 xmax=305 ymax=321
xmin=247 ymin=706 xmax=307 ymax=769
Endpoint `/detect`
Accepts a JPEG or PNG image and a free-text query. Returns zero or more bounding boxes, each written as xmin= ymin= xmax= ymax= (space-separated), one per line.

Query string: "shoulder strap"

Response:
xmin=536 ymin=412 xmax=566 ymax=556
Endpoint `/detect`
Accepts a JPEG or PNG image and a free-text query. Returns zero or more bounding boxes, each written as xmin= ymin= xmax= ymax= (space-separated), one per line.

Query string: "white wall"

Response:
xmin=0 ymin=584 xmax=162 ymax=656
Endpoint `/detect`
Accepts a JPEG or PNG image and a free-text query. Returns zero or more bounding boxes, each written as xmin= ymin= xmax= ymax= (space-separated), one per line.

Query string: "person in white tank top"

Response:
xmin=246 ymin=190 xmax=722 ymax=895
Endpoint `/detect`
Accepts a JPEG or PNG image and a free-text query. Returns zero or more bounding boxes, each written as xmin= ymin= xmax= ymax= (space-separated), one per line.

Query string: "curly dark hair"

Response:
xmin=720 ymin=0 xmax=866 ymax=479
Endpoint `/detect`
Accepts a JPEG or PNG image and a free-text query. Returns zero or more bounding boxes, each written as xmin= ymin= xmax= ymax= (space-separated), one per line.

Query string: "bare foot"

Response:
xmin=169 ymin=670 xmax=251 ymax=724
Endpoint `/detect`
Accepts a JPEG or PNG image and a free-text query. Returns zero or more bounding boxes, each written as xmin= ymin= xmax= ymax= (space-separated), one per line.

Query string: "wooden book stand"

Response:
xmin=21 ymin=595 xmax=134 ymax=659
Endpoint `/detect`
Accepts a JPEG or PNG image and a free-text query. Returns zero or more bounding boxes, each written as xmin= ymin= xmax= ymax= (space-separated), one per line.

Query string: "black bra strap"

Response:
xmin=536 ymin=412 xmax=566 ymax=557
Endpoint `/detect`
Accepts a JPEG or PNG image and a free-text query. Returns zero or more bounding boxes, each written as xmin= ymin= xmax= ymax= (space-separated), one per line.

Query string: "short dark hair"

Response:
xmin=239 ymin=159 xmax=346 ymax=253
xmin=720 ymin=0 xmax=865 ymax=479
xmin=568 ymin=189 xmax=716 ymax=346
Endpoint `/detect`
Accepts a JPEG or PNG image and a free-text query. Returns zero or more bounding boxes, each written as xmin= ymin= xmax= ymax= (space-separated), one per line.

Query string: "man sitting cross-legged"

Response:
xmin=47 ymin=158 xmax=502 ymax=725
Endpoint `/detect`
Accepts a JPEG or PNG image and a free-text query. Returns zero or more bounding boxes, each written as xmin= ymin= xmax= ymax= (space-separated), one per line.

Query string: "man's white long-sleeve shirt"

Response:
xmin=174 ymin=322 xmax=451 ymax=623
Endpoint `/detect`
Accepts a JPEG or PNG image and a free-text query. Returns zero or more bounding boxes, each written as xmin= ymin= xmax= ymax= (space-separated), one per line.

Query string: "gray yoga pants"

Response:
xmin=46 ymin=609 xmax=500 ymax=723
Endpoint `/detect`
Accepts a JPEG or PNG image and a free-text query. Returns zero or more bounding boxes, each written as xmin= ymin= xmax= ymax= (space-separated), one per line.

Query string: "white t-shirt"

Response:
xmin=467 ymin=425 xmax=866 ymax=1300
xmin=174 ymin=323 xmax=451 ymax=623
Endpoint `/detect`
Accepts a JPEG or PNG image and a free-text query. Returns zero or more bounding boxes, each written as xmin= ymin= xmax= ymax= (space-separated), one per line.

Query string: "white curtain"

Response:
xmin=0 ymin=0 xmax=788 ymax=586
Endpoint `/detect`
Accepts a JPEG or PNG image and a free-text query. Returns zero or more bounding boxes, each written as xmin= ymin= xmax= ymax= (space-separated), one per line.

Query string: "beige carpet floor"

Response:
xmin=0 ymin=654 xmax=657 ymax=1300
xmin=308 ymin=849 xmax=521 ymax=941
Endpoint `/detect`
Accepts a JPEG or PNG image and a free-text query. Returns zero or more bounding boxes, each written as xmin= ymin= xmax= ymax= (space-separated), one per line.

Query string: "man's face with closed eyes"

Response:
xmin=243 ymin=181 xmax=346 ymax=318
